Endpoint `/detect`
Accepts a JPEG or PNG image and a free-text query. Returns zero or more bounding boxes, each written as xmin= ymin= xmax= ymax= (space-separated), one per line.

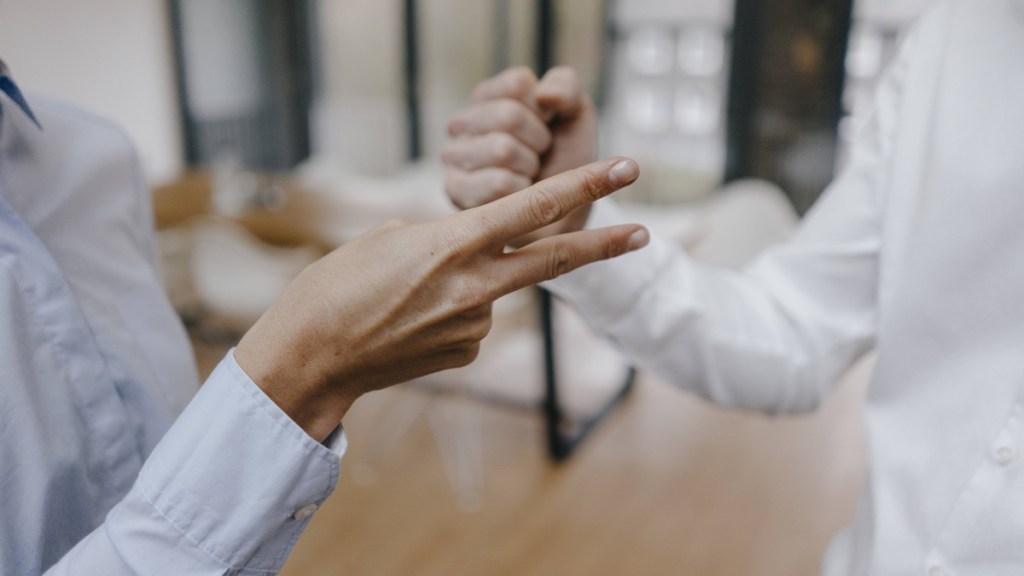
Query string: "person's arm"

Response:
xmin=36 ymin=158 xmax=647 ymax=575
xmin=43 ymin=352 xmax=347 ymax=575
xmin=445 ymin=45 xmax=914 ymax=413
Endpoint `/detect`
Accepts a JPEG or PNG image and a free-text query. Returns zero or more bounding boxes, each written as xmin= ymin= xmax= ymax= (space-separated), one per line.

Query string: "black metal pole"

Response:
xmin=724 ymin=0 xmax=762 ymax=183
xmin=824 ymin=0 xmax=855 ymax=142
xmin=532 ymin=0 xmax=637 ymax=462
xmin=535 ymin=0 xmax=555 ymax=74
xmin=403 ymin=0 xmax=422 ymax=161
xmin=168 ymin=0 xmax=199 ymax=166
xmin=534 ymin=0 xmax=565 ymax=461
xmin=539 ymin=289 xmax=568 ymax=460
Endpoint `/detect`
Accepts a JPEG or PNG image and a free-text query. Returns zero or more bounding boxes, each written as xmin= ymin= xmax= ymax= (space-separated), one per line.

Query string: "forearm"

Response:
xmin=545 ymin=200 xmax=877 ymax=414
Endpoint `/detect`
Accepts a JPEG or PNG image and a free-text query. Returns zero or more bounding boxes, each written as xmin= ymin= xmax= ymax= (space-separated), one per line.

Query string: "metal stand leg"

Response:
xmin=539 ymin=288 xmax=636 ymax=462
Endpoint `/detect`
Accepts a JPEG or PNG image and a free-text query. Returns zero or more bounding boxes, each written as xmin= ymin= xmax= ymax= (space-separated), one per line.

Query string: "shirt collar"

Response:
xmin=0 ymin=58 xmax=42 ymax=129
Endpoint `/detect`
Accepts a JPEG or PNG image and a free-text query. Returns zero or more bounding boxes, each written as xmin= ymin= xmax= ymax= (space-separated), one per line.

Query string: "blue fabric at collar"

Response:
xmin=0 ymin=75 xmax=41 ymax=129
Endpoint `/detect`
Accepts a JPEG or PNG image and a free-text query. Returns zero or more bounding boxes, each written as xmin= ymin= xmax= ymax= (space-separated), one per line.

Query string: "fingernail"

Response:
xmin=609 ymin=159 xmax=639 ymax=186
xmin=627 ymin=228 xmax=649 ymax=251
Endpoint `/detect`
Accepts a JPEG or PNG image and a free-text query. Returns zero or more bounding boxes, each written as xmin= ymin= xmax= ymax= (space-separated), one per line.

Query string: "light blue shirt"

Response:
xmin=0 ymin=72 xmax=346 ymax=575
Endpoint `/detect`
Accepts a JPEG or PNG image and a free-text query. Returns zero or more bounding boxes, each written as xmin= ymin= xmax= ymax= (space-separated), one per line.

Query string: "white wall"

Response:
xmin=0 ymin=0 xmax=183 ymax=185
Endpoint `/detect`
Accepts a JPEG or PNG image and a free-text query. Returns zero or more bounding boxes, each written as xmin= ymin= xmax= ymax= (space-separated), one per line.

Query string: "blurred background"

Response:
xmin=0 ymin=0 xmax=936 ymax=574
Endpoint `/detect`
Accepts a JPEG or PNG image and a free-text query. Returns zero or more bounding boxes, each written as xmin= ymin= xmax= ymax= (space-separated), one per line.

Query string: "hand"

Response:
xmin=235 ymin=158 xmax=646 ymax=441
xmin=444 ymin=66 xmax=599 ymax=242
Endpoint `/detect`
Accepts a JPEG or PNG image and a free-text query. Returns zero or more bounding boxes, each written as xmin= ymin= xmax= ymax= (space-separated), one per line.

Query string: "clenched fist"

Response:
xmin=444 ymin=66 xmax=600 ymax=243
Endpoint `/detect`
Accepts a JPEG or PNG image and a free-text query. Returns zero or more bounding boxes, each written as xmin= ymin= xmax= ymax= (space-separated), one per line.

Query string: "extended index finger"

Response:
xmin=465 ymin=158 xmax=640 ymax=245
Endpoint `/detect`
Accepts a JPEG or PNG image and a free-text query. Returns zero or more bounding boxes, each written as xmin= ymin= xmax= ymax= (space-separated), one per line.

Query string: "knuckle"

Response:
xmin=528 ymin=186 xmax=563 ymax=228
xmin=495 ymin=100 xmax=526 ymax=131
xmin=444 ymin=139 xmax=480 ymax=170
xmin=440 ymin=143 xmax=457 ymax=165
xmin=458 ymin=343 xmax=482 ymax=366
xmin=439 ymin=220 xmax=478 ymax=257
xmin=536 ymin=128 xmax=554 ymax=153
xmin=477 ymin=314 xmax=494 ymax=340
xmin=522 ymin=150 xmax=541 ymax=174
xmin=467 ymin=310 xmax=493 ymax=342
xmin=448 ymin=274 xmax=490 ymax=310
xmin=459 ymin=209 xmax=505 ymax=251
xmin=546 ymin=245 xmax=577 ymax=279
xmin=489 ymin=133 xmax=519 ymax=164
xmin=506 ymin=67 xmax=537 ymax=96
xmin=576 ymin=168 xmax=607 ymax=202
xmin=457 ymin=278 xmax=484 ymax=307
xmin=446 ymin=113 xmax=464 ymax=136
xmin=602 ymin=229 xmax=626 ymax=259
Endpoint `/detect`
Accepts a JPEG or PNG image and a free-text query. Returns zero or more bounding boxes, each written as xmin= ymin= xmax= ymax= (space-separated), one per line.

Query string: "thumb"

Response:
xmin=535 ymin=66 xmax=590 ymax=124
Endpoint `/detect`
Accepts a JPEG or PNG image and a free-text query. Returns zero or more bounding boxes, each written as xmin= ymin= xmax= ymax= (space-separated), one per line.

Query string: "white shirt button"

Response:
xmin=994 ymin=445 xmax=1015 ymax=466
xmin=292 ymin=503 xmax=319 ymax=521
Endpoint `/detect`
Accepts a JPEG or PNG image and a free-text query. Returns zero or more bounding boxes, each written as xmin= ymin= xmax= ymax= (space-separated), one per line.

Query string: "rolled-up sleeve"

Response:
xmin=45 ymin=350 xmax=346 ymax=576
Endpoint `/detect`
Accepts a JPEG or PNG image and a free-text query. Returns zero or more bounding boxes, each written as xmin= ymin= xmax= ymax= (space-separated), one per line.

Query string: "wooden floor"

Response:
xmin=225 ymin=357 xmax=870 ymax=576
xmin=188 ymin=281 xmax=870 ymax=575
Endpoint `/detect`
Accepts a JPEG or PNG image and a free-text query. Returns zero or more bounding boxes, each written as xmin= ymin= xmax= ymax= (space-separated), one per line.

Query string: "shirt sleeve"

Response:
xmin=544 ymin=29 xmax=915 ymax=415
xmin=43 ymin=350 xmax=346 ymax=576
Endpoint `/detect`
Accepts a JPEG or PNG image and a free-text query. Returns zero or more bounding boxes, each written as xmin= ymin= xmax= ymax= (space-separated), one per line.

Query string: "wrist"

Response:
xmin=235 ymin=325 xmax=358 ymax=442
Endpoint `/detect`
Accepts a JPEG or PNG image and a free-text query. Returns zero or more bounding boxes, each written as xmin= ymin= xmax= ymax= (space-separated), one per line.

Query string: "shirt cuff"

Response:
xmin=106 ymin=349 xmax=346 ymax=574
xmin=543 ymin=198 xmax=680 ymax=329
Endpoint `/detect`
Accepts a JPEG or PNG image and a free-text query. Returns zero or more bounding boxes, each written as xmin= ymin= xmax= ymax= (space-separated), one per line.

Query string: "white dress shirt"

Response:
xmin=547 ymin=1 xmax=1024 ymax=574
xmin=0 ymin=75 xmax=346 ymax=573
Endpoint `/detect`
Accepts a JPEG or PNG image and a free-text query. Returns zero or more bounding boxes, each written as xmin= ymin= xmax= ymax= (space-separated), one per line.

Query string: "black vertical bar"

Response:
xmin=724 ymin=0 xmax=762 ymax=182
xmin=305 ymin=0 xmax=324 ymax=103
xmin=534 ymin=0 xmax=566 ymax=461
xmin=403 ymin=0 xmax=422 ymax=160
xmin=539 ymin=288 xmax=568 ymax=461
xmin=535 ymin=0 xmax=555 ymax=74
xmin=533 ymin=0 xmax=636 ymax=462
xmin=266 ymin=0 xmax=314 ymax=168
xmin=286 ymin=0 xmax=315 ymax=166
xmin=824 ymin=0 xmax=854 ymax=141
xmin=168 ymin=0 xmax=199 ymax=166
